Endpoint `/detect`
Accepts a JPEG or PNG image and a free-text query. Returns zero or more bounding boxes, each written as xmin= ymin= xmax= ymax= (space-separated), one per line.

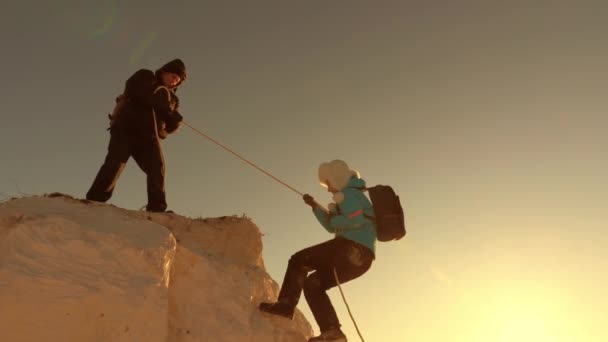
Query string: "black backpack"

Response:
xmin=362 ymin=185 xmax=406 ymax=242
xmin=107 ymin=93 xmax=128 ymax=130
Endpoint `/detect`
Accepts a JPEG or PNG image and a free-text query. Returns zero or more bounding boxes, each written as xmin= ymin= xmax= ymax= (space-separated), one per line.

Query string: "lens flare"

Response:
xmin=129 ymin=31 xmax=158 ymax=65
xmin=88 ymin=2 xmax=118 ymax=38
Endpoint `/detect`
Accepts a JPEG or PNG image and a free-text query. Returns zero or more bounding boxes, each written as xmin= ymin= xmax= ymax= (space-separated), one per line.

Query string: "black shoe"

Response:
xmin=258 ymin=302 xmax=294 ymax=320
xmin=308 ymin=328 xmax=347 ymax=342
xmin=146 ymin=208 xmax=174 ymax=214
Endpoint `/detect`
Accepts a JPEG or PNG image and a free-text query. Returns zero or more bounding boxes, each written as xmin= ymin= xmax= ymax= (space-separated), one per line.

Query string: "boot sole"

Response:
xmin=258 ymin=308 xmax=294 ymax=320
xmin=309 ymin=337 xmax=347 ymax=342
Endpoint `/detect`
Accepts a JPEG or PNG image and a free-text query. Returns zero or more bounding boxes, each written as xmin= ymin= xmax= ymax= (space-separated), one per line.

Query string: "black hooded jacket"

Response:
xmin=111 ymin=61 xmax=186 ymax=141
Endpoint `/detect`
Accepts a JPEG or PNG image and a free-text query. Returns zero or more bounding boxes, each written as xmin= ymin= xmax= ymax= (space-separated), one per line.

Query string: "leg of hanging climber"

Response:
xmin=86 ymin=132 xmax=131 ymax=202
xmin=276 ymin=238 xmax=342 ymax=309
xmin=132 ymin=140 xmax=167 ymax=212
xmin=303 ymin=240 xmax=374 ymax=333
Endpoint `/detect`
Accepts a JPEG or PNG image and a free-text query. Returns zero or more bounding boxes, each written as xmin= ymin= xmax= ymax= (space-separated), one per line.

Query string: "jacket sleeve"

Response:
xmin=313 ymin=206 xmax=336 ymax=233
xmin=165 ymin=93 xmax=183 ymax=133
xmin=152 ymin=86 xmax=173 ymax=123
xmin=152 ymin=87 xmax=184 ymax=136
xmin=124 ymin=69 xmax=155 ymax=106
xmin=312 ymin=196 xmax=365 ymax=234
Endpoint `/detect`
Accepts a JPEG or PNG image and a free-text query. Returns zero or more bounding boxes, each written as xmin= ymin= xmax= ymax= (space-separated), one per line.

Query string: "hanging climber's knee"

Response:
xmin=303 ymin=273 xmax=323 ymax=295
xmin=288 ymin=251 xmax=313 ymax=273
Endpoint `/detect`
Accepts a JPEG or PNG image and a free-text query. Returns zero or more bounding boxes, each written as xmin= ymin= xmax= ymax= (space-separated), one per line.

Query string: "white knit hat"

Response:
xmin=318 ymin=159 xmax=360 ymax=194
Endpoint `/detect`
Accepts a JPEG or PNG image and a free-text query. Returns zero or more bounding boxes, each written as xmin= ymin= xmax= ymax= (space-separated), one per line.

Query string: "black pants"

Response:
xmin=86 ymin=131 xmax=167 ymax=211
xmin=278 ymin=237 xmax=374 ymax=332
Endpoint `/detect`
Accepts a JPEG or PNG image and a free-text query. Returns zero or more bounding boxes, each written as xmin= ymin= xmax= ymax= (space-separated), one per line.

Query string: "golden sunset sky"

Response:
xmin=1 ymin=1 xmax=606 ymax=341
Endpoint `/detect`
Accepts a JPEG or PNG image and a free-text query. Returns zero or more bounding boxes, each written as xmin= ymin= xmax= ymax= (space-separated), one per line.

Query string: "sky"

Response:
xmin=1 ymin=1 xmax=607 ymax=341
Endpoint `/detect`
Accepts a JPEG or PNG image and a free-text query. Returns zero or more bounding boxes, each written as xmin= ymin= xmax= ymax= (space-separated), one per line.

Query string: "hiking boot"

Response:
xmin=146 ymin=208 xmax=175 ymax=214
xmin=258 ymin=302 xmax=294 ymax=320
xmin=308 ymin=328 xmax=347 ymax=342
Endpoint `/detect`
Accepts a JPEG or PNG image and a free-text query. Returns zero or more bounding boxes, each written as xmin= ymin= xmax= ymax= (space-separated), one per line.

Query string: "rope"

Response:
xmin=334 ymin=268 xmax=365 ymax=342
xmin=182 ymin=120 xmax=364 ymax=340
xmin=182 ymin=121 xmax=304 ymax=196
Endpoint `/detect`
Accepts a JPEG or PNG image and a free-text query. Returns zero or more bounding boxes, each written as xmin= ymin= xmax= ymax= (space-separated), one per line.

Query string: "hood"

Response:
xmin=155 ymin=58 xmax=187 ymax=88
xmin=347 ymin=176 xmax=367 ymax=189
xmin=331 ymin=176 xmax=367 ymax=204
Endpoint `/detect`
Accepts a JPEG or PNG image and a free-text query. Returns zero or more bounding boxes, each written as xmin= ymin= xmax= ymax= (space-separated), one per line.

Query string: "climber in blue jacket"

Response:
xmin=259 ymin=159 xmax=376 ymax=342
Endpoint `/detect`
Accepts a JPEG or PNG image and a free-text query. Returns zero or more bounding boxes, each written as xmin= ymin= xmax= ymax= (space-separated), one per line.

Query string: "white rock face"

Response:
xmin=0 ymin=195 xmax=312 ymax=342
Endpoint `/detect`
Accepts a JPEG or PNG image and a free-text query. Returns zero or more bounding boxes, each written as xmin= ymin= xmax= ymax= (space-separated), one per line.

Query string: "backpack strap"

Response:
xmin=107 ymin=93 xmax=129 ymax=131
xmin=364 ymin=213 xmax=376 ymax=223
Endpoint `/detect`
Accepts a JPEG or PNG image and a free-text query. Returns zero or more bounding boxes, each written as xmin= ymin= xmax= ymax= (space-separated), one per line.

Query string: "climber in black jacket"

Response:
xmin=86 ymin=59 xmax=187 ymax=212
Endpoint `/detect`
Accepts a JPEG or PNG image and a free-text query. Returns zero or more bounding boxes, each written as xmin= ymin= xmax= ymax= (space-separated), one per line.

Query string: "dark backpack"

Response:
xmin=107 ymin=93 xmax=128 ymax=130
xmin=363 ymin=185 xmax=406 ymax=241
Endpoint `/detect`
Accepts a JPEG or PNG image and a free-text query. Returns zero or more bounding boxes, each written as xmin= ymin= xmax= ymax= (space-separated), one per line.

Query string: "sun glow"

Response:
xmin=466 ymin=288 xmax=583 ymax=342
xmin=488 ymin=304 xmax=560 ymax=341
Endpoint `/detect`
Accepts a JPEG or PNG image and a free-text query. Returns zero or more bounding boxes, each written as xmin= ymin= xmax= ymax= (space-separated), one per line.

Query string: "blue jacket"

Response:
xmin=312 ymin=177 xmax=377 ymax=256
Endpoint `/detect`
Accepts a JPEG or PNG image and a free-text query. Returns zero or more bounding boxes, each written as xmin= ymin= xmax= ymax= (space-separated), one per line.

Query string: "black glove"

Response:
xmin=303 ymin=194 xmax=318 ymax=208
xmin=165 ymin=112 xmax=184 ymax=133
xmin=173 ymin=111 xmax=184 ymax=122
